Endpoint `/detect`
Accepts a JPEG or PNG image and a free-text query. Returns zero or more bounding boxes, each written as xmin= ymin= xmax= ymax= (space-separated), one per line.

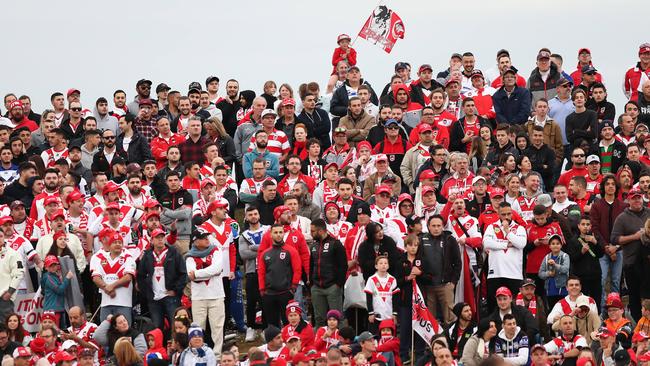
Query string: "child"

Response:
xmin=331 ymin=34 xmax=357 ymax=75
xmin=169 ymin=332 xmax=188 ymax=366
xmin=314 ymin=310 xmax=343 ymax=352
xmin=40 ymin=254 xmax=73 ymax=328
xmin=376 ymin=319 xmax=402 ymax=366
xmin=144 ymin=328 xmax=169 ymax=365
xmin=538 ymin=234 xmax=570 ymax=309
xmin=364 ymin=255 xmax=400 ymax=334
xmin=634 ymin=299 xmax=650 ymax=334
xmin=281 ymin=301 xmax=315 ymax=351
xmin=567 ymin=216 xmax=604 ymax=304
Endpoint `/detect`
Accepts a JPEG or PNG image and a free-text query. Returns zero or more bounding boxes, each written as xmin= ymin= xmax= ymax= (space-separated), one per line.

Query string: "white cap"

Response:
xmin=261 ymin=109 xmax=277 ymax=118
xmin=586 ymin=155 xmax=600 ymax=164
xmin=62 ymin=340 xmax=78 ymax=350
xmin=472 ymin=176 xmax=487 ymax=185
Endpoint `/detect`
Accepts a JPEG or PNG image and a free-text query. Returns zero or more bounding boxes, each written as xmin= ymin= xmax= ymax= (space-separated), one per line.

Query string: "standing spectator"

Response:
xmin=525 ymin=99 xmax=563 ymax=166
xmin=570 ymin=48 xmax=603 ymax=86
xmin=524 ymin=126 xmax=557 ymax=190
xmin=133 ymin=99 xmax=158 ymax=144
xmin=623 ymin=42 xmax=650 ymax=101
xmin=159 ymin=171 xmax=193 ymax=255
xmin=492 ymin=67 xmax=532 ymax=125
xmin=527 ymin=50 xmax=561 ymax=104
xmin=41 ymin=254 xmax=73 ymax=328
xmin=150 ymin=117 xmax=185 ymax=169
xmin=298 ymin=93 xmax=331 ymax=150
xmin=587 ymin=83 xmax=616 ymax=122
xmin=338 ymin=97 xmax=375 ymax=148
xmin=178 ymin=117 xmax=208 ymax=165
xmin=611 ymin=187 xmax=650 ymax=320
xmin=483 ymin=202 xmax=527 ymax=312
xmin=330 ymin=66 xmax=379 ymax=119
xmin=598 ymin=121 xmax=626 ymax=174
xmin=566 ymin=89 xmax=598 ymax=146
xmin=116 ymin=113 xmax=152 ymax=163
xmin=185 ymin=231 xmax=225 ymax=357
xmin=538 ymin=234 xmax=570 ymax=309
xmin=254 ymin=180 xmax=283 ymax=226
xmin=566 ymin=216 xmax=604 ymax=305
xmin=558 ymin=148 xmax=589 ymax=188
xmin=309 ymin=219 xmax=347 ymax=327
xmin=548 ymin=78 xmax=575 ymax=147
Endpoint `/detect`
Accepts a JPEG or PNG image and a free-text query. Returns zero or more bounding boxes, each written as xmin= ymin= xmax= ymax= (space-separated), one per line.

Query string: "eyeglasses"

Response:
xmin=70 ymin=108 xmax=82 ymax=112
xmin=386 ymin=126 xmax=400 ymax=130
xmin=572 ymin=154 xmax=585 ymax=158
xmin=103 ymin=136 xmax=115 ymax=140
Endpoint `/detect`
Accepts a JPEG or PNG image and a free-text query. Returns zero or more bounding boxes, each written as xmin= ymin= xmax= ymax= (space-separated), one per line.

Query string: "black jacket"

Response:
xmin=488 ymin=303 xmax=540 ymax=341
xmin=2 ymin=180 xmax=31 ymax=205
xmin=215 ymin=136 xmax=237 ymax=166
xmin=116 ymin=131 xmax=152 ymax=164
xmin=492 ymin=86 xmax=532 ymax=125
xmin=396 ymin=251 xmax=431 ymax=306
xmin=91 ymin=147 xmax=128 ymax=176
xmin=60 ymin=120 xmax=85 ymax=141
xmin=449 ymin=117 xmax=488 ymax=153
xmin=485 ymin=141 xmax=519 ymax=167
xmin=137 ymin=245 xmax=187 ymax=301
xmin=419 ymin=231 xmax=462 ymax=286
xmin=254 ymin=192 xmax=283 ymax=226
xmin=587 ymin=99 xmax=616 ymax=121
xmin=275 ymin=115 xmax=314 ymax=146
xmin=298 ymin=108 xmax=332 ymax=150
xmin=344 ymin=197 xmax=368 ymax=225
xmin=523 ymin=144 xmax=556 ymax=188
xmin=330 ymin=80 xmax=379 ymax=118
xmin=565 ymin=235 xmax=604 ymax=280
xmin=310 ymin=235 xmax=347 ymax=288
xmin=215 ymin=98 xmax=240 ymax=137
xmin=639 ymin=92 xmax=650 ymax=126
xmin=357 ymin=236 xmax=401 ymax=281
xmin=465 ymin=194 xmax=489 ymax=219
xmin=410 ymin=79 xmax=444 ymax=107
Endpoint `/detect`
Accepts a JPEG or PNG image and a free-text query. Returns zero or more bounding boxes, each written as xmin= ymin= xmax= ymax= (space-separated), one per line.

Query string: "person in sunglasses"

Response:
xmin=557 ymin=147 xmax=588 ymax=188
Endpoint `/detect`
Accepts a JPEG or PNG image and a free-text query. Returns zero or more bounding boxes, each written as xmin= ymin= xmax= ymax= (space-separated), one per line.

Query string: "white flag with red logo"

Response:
xmin=358 ymin=5 xmax=405 ymax=53
xmin=412 ymin=280 xmax=443 ymax=345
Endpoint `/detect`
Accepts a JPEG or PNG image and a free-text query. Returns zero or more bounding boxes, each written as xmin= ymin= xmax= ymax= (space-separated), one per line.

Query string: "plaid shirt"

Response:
xmin=134 ymin=118 xmax=158 ymax=144
xmin=179 ymin=136 xmax=208 ymax=165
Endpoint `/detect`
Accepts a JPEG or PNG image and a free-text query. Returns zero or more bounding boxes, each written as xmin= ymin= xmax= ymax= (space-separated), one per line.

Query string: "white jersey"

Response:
xmin=363 ymin=273 xmax=399 ymax=320
xmin=483 ymin=221 xmax=527 ymax=280
xmin=89 ymin=251 xmax=136 ymax=308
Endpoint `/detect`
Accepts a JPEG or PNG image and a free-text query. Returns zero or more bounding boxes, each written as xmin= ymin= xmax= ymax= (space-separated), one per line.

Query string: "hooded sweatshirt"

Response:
xmin=493 ymin=326 xmax=529 ymax=366
xmin=144 ymin=328 xmax=169 ymax=365
xmin=94 ymin=107 xmax=119 ymax=134
xmin=376 ymin=319 xmax=402 ymax=366
xmin=391 ymin=83 xmax=423 ymax=128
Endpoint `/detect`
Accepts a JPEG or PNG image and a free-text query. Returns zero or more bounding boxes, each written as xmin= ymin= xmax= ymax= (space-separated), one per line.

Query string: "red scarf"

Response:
xmin=515 ymin=292 xmax=537 ymax=317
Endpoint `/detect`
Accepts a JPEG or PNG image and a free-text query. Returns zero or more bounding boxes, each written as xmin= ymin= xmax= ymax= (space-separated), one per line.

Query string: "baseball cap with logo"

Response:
xmin=495 ymin=286 xmax=512 ymax=298
xmin=639 ymin=43 xmax=650 ymax=55
xmin=188 ymin=81 xmax=202 ymax=92
xmin=375 ymin=185 xmax=392 ymax=196
xmin=537 ymin=51 xmax=551 ymax=60
xmin=488 ymin=187 xmax=505 ymax=198
xmin=13 ymin=347 xmax=31 ymax=358
xmin=628 ymin=187 xmax=644 ymax=198
xmin=337 ymin=34 xmax=351 ymax=44
xmin=261 ymin=109 xmax=277 ymax=118
xmin=586 ymin=155 xmax=600 ymax=164
xmin=418 ymin=64 xmax=433 ymax=73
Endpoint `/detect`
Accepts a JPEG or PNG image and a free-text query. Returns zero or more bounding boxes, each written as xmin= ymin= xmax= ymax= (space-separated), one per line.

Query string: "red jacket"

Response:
xmin=331 ymin=47 xmax=357 ymax=73
xmin=277 ymin=173 xmax=316 ymax=197
xmin=258 ymin=243 xmax=302 ymax=294
xmin=408 ymin=122 xmax=450 ymax=148
xmin=376 ymin=319 xmax=402 ymax=366
xmin=624 ymin=62 xmax=650 ymax=101
xmin=258 ymin=225 xmax=310 ymax=281
xmin=314 ymin=327 xmax=342 ymax=352
xmin=281 ymin=320 xmax=315 ymax=351
xmin=150 ymin=133 xmax=186 ymax=169
xmin=12 ymin=117 xmax=39 ymax=132
xmin=525 ymin=221 xmax=563 ymax=274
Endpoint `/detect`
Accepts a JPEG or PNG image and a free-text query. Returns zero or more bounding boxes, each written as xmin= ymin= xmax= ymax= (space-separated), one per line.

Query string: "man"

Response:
xmin=450 ymin=98 xmax=487 ymax=154
xmin=440 ymin=152 xmax=474 ymax=200
xmin=41 ymin=128 xmax=69 ymax=169
xmin=611 ymin=187 xmax=650 ymax=320
xmin=0 ymin=146 xmax=17 ymax=184
xmin=566 ymin=89 xmax=598 ymax=147
xmin=94 ymin=97 xmax=118 ymax=133
xmin=137 ymin=227 xmax=187 ymax=331
xmin=551 ymin=185 xmax=579 ymax=220
xmin=238 ymin=206 xmax=269 ymax=341
xmin=276 ymin=98 xmax=308 ymax=145
xmin=186 ymin=229 xmax=225 ymax=357
xmin=413 ymin=145 xmax=449 ymax=193
xmin=205 ymin=76 xmax=221 ymax=103
xmin=292 ymin=182 xmax=321 ymax=222
xmin=489 ymin=287 xmax=539 ymax=342
xmin=330 ymin=66 xmax=379 ymax=119
xmin=174 ymin=96 xmax=193 ymax=134
xmin=126 ymin=79 xmax=152 ymax=115
xmin=544 ymin=314 xmax=588 ymax=366
xmin=465 ymin=175 xmax=490 ymax=219
xmin=159 ymin=171 xmax=193 ymax=254
xmin=524 ymin=126 xmax=557 ymax=189
xmin=89 ymin=232 xmax=135 ymax=322
xmin=133 ymin=98 xmax=158 ymax=144
xmin=570 ymin=48 xmax=603 ymax=86
xmin=0 ymin=229 xmax=23 ymax=321
xmin=597 ymin=121 xmax=626 ymax=174
xmin=243 ymin=130 xmax=280 ymax=180
xmin=79 ymin=129 xmax=100 ymax=170
xmin=240 ymin=158 xmax=276 ymax=207
xmin=7 ymin=101 xmax=38 ymax=132
xmin=60 ymin=101 xmax=85 ymax=141
xmin=568 ymin=176 xmax=595 ymax=214
xmin=64 ymin=306 xmax=99 ymax=350
xmin=116 ymin=113 xmax=152 ymax=163
xmin=486 ymin=124 xmax=519 ymax=167
xmin=601 ymin=293 xmax=633 ymax=349
xmin=410 ymin=64 xmax=444 ymax=107
xmin=322 ymin=127 xmax=355 ymax=168
xmin=309 ymin=219 xmax=347 ymax=327
xmin=0 ymin=325 xmax=18 ymax=360
xmin=18 ymin=95 xmax=40 ymax=125
xmin=358 ymin=84 xmax=380 ymax=119
xmin=445 ymin=78 xmax=463 ymax=119
xmin=234 ymin=98 xmax=266 ymax=169
xmin=4 ymin=162 xmax=36 ymax=204
xmin=558 ymin=148 xmax=589 ymax=188
xmin=373 ymin=119 xmax=411 ymax=178
xmin=446 ymin=303 xmax=476 ymax=359
xmin=530 ymin=344 xmax=550 ymax=366
xmin=390 ymin=83 xmax=423 ymax=128
xmin=493 ymin=314 xmax=530 ymax=366
xmin=548 ymin=78 xmax=576 ymax=146
xmin=91 ymin=129 xmax=127 ymax=176
xmin=526 ymin=99 xmax=563 ymax=164
xmin=178 ymin=117 xmax=208 ymax=165
xmin=216 ymin=79 xmax=242 ymax=136
xmin=593 ymin=327 xmax=630 ymax=366
xmin=338 ymin=97 xmax=375 ymax=147
xmin=493 ymin=66 xmax=533 ymax=125
xmin=150 ymin=117 xmax=186 ymax=169
xmin=491 ymin=53 xmax=528 ymax=89
xmin=624 ymin=42 xmax=650 ymax=101
xmin=258 ymin=224 xmax=302 ymax=327
xmin=420 ymin=215 xmax=461 ymax=324
xmin=277 ymin=155 xmax=316 ymax=197
xmin=154 ymin=146 xmax=183 ymax=189
xmin=111 ymin=89 xmax=128 ymax=118
xmin=299 ymin=93 xmax=331 ymax=150
xmin=30 ymin=168 xmax=60 ymax=220
xmin=246 ymin=108 xmax=290 ymax=174
xmin=546 ymin=276 xmax=599 ymax=325
xmin=528 ymin=50 xmax=561 ymax=104
xmin=285 ymin=194 xmax=313 ymax=243
xmin=616 ymin=114 xmax=637 ymax=146
xmin=255 ymin=180 xmax=283 ymax=226
xmin=437 ymin=53 xmax=462 ymax=80
xmin=401 ymin=123 xmax=435 ymax=193
xmin=516 ymin=279 xmax=548 ymax=339
xmin=483 ymin=202 xmax=527 ymax=312
xmin=587 ymin=83 xmax=616 ymax=121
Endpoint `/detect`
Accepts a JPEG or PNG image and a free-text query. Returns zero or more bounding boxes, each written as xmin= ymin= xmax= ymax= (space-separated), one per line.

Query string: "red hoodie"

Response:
xmin=376 ymin=319 xmax=402 ymax=366
xmin=525 ymin=220 xmax=563 ymax=274
xmin=258 ymin=225 xmax=310 ymax=282
xmin=392 ymin=84 xmax=423 ymax=113
xmin=144 ymin=328 xmax=168 ymax=365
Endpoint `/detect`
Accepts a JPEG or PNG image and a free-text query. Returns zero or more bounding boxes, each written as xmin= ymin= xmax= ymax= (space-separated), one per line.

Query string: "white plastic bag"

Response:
xmin=343 ymin=274 xmax=367 ymax=310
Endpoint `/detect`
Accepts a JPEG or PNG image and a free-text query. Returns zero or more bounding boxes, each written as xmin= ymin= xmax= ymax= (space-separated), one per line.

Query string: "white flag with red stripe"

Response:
xmin=412 ymin=280 xmax=443 ymax=345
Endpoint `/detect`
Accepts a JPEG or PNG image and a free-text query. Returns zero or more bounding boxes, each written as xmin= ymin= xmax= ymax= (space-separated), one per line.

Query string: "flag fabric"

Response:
xmin=358 ymin=5 xmax=405 ymax=53
xmin=412 ymin=280 xmax=443 ymax=345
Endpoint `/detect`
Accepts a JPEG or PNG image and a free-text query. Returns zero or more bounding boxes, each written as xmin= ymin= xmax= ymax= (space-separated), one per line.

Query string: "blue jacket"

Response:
xmin=41 ymin=271 xmax=70 ymax=312
xmin=243 ymin=149 xmax=280 ymax=180
xmin=538 ymin=251 xmax=570 ymax=290
xmin=492 ymin=86 xmax=532 ymax=125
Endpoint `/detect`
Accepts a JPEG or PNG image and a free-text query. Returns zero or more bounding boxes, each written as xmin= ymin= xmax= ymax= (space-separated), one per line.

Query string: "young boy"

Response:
xmin=566 ymin=216 xmax=604 ymax=305
xmin=635 ymin=299 xmax=650 ymax=334
xmin=376 ymin=319 xmax=402 ymax=366
xmin=331 ymin=34 xmax=357 ymax=74
xmin=314 ymin=310 xmax=343 ymax=352
xmin=538 ymin=234 xmax=571 ymax=309
xmin=364 ymin=255 xmax=400 ymax=333
xmin=144 ymin=328 xmax=169 ymax=365
xmin=281 ymin=301 xmax=315 ymax=351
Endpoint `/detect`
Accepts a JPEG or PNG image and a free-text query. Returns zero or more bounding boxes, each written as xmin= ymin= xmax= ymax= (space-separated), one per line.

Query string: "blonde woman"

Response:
xmin=261 ymin=80 xmax=277 ymax=109
xmin=273 ymin=83 xmax=303 ymax=113
xmin=204 ymin=116 xmax=236 ymax=166
xmin=111 ymin=337 xmax=143 ymax=366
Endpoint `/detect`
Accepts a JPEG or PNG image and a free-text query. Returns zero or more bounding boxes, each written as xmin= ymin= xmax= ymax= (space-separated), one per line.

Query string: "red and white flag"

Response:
xmin=358 ymin=5 xmax=405 ymax=53
xmin=412 ymin=280 xmax=443 ymax=345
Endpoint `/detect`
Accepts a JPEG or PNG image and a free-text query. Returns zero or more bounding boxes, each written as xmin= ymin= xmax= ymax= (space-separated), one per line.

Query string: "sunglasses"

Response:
xmin=572 ymin=154 xmax=585 ymax=158
xmin=70 ymin=108 xmax=82 ymax=112
xmin=103 ymin=136 xmax=116 ymax=140
xmin=386 ymin=126 xmax=400 ymax=130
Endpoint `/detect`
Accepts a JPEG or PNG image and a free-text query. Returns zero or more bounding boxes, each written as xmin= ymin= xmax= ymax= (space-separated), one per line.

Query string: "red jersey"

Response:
xmin=525 ymin=221 xmax=563 ymax=274
xmin=150 ymin=133 xmax=186 ymax=169
xmin=281 ymin=321 xmax=315 ymax=351
xmin=557 ymin=167 xmax=589 ymax=188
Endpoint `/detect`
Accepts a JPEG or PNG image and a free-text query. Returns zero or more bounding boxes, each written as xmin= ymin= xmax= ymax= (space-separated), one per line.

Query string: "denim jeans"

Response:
xmin=149 ymin=296 xmax=180 ymax=331
xmin=293 ymin=283 xmax=308 ymax=320
xmin=100 ymin=305 xmax=132 ymax=324
xmin=599 ymin=253 xmax=622 ymax=308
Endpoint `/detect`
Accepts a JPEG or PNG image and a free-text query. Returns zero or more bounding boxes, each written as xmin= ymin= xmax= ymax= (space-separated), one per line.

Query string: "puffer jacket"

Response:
xmin=527 ymin=63 xmax=562 ymax=105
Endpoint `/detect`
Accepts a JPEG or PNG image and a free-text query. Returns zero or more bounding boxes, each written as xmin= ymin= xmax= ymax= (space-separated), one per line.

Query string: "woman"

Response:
xmin=274 ymin=83 xmax=302 ymax=112
xmin=468 ymin=136 xmax=488 ymax=173
xmin=490 ymin=153 xmax=517 ymax=186
xmin=515 ymin=133 xmax=529 ymax=155
xmin=357 ymin=222 xmax=401 ymax=281
xmin=460 ymin=319 xmax=498 ymax=366
xmin=341 ymin=165 xmax=362 ymax=197
xmin=517 ymin=155 xmax=533 ymax=178
xmin=504 ymin=174 xmax=521 ymax=205
xmin=302 ymin=139 xmax=326 ymax=182
xmin=94 ymin=314 xmax=147 ymax=357
xmin=47 ymin=231 xmax=79 ymax=272
xmin=290 ymin=124 xmax=309 ymax=160
xmin=261 ymin=81 xmax=277 ymax=109
xmin=353 ymin=141 xmax=377 ymax=187
xmin=173 ymin=314 xmax=191 ymax=338
xmin=204 ymin=116 xmax=236 ymax=167
xmin=108 ymin=337 xmax=144 ymax=366
xmin=5 ymin=313 xmax=32 ymax=346
xmin=479 ymin=125 xmax=495 ymax=150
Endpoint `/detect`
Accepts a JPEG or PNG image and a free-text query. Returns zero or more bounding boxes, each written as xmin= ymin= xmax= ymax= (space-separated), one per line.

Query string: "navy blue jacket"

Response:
xmin=492 ymin=86 xmax=532 ymax=125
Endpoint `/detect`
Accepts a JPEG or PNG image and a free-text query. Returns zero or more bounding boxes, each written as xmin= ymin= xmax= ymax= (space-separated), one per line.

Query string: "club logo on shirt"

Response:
xmin=415 ymin=260 xmax=421 ymax=267
xmin=280 ymin=252 xmax=286 ymax=260
xmin=292 ymin=236 xmax=297 ymax=243
xmin=324 ymin=243 xmax=329 ymax=250
xmin=178 ymin=198 xmax=184 ymax=205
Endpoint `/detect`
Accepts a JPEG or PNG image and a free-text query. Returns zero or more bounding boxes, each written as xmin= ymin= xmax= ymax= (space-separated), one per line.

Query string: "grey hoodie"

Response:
xmin=94 ymin=107 xmax=119 ymax=134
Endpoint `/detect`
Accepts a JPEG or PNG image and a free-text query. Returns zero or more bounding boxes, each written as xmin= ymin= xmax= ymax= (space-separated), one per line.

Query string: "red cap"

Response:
xmin=605 ymin=292 xmax=624 ymax=309
xmin=0 ymin=216 xmax=13 ymax=226
xmin=98 ymin=227 xmax=115 ymax=241
xmin=206 ymin=199 xmax=229 ymax=216
xmin=422 ymin=185 xmax=435 ymax=196
xmin=398 ymin=193 xmax=413 ymax=204
xmin=639 ymin=43 xmax=650 ymax=55
xmin=145 ymin=211 xmax=160 ymax=222
xmin=281 ymin=98 xmax=296 ymax=107
xmin=144 ymin=199 xmax=161 ymax=209
xmin=9 ymin=100 xmax=23 ymax=111
xmin=150 ymin=228 xmax=166 ymax=238
xmin=324 ymin=201 xmax=340 ymax=213
xmin=66 ymin=190 xmax=84 ymax=204
xmin=628 ymin=187 xmax=644 ymax=198
xmin=375 ymin=185 xmax=392 ymax=196
xmin=578 ymin=48 xmax=591 ymax=55
xmin=44 ymin=196 xmax=60 ymax=206
xmin=495 ymin=286 xmax=512 ymax=298
xmin=103 ymin=181 xmax=120 ymax=194
xmin=286 ymin=300 xmax=302 ymax=315
xmin=324 ymin=162 xmax=339 ymax=172
xmin=419 ymin=123 xmax=433 ymax=133
xmin=356 ymin=141 xmax=372 ymax=152
xmin=632 ymin=331 xmax=650 ymax=343
xmin=41 ymin=311 xmax=58 ymax=323
xmin=105 ymin=202 xmax=120 ymax=212
xmin=53 ymin=230 xmax=67 ymax=243
xmin=200 ymin=178 xmax=215 ymax=189
xmin=375 ymin=154 xmax=388 ymax=163
xmin=489 ymin=187 xmax=505 ymax=198
xmin=108 ymin=232 xmax=123 ymax=246
xmin=273 ymin=205 xmax=291 ymax=220
xmin=12 ymin=346 xmax=31 ymax=358
xmin=55 ymin=350 xmax=76 ymax=363
xmin=418 ymin=64 xmax=433 ymax=73
xmin=445 ymin=78 xmax=460 ymax=87
xmin=138 ymin=98 xmax=153 ymax=107
xmin=44 ymin=255 xmax=60 ymax=268
xmin=66 ymin=88 xmax=81 ymax=97
xmin=420 ymin=170 xmax=436 ymax=180
xmin=337 ymin=34 xmax=351 ymax=44
xmin=29 ymin=337 xmax=46 ymax=353
xmin=597 ymin=327 xmax=615 ymax=338
xmin=51 ymin=209 xmax=66 ymax=221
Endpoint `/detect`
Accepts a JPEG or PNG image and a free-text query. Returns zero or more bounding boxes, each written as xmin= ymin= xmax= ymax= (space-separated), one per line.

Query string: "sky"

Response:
xmin=3 ymin=0 xmax=646 ymax=114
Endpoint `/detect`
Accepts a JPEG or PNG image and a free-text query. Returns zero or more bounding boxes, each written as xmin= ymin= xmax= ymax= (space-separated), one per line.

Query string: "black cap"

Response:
xmin=188 ymin=81 xmax=202 ymax=92
xmin=68 ymin=144 xmax=82 ymax=152
xmin=356 ymin=202 xmax=371 ymax=216
xmin=191 ymin=230 xmax=210 ymax=242
xmin=136 ymin=79 xmax=152 ymax=87
xmin=348 ymin=65 xmax=360 ymax=73
xmin=557 ymin=77 xmax=573 ymax=87
xmin=394 ymin=62 xmax=408 ymax=71
xmin=383 ymin=173 xmax=397 ymax=182
xmin=503 ymin=66 xmax=519 ymax=75
xmin=521 ymin=278 xmax=536 ymax=288
xmin=581 ymin=65 xmax=597 ymax=74
xmin=205 ymin=76 xmax=220 ymax=87
xmin=155 ymin=83 xmax=170 ymax=94
xmin=496 ymin=49 xmax=510 ymax=58
xmin=112 ymin=156 xmax=126 ymax=165
xmin=600 ymin=120 xmax=615 ymax=132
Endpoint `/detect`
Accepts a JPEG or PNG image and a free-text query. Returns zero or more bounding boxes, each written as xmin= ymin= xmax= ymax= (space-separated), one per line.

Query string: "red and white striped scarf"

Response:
xmin=515 ymin=292 xmax=537 ymax=317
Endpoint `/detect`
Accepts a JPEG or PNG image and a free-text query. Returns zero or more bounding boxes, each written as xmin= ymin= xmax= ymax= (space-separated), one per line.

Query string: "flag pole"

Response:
xmin=351 ymin=0 xmax=385 ymax=47
xmin=411 ymin=282 xmax=415 ymax=364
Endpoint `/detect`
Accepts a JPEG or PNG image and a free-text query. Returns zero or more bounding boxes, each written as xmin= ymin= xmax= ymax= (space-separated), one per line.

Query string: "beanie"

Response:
xmin=264 ymin=325 xmax=282 ymax=343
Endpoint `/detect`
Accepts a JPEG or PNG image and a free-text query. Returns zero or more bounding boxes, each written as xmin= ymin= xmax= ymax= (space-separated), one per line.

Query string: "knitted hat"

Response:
xmin=326 ymin=309 xmax=343 ymax=321
xmin=188 ymin=324 xmax=204 ymax=339
xmin=286 ymin=301 xmax=302 ymax=316
xmin=264 ymin=325 xmax=282 ymax=343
